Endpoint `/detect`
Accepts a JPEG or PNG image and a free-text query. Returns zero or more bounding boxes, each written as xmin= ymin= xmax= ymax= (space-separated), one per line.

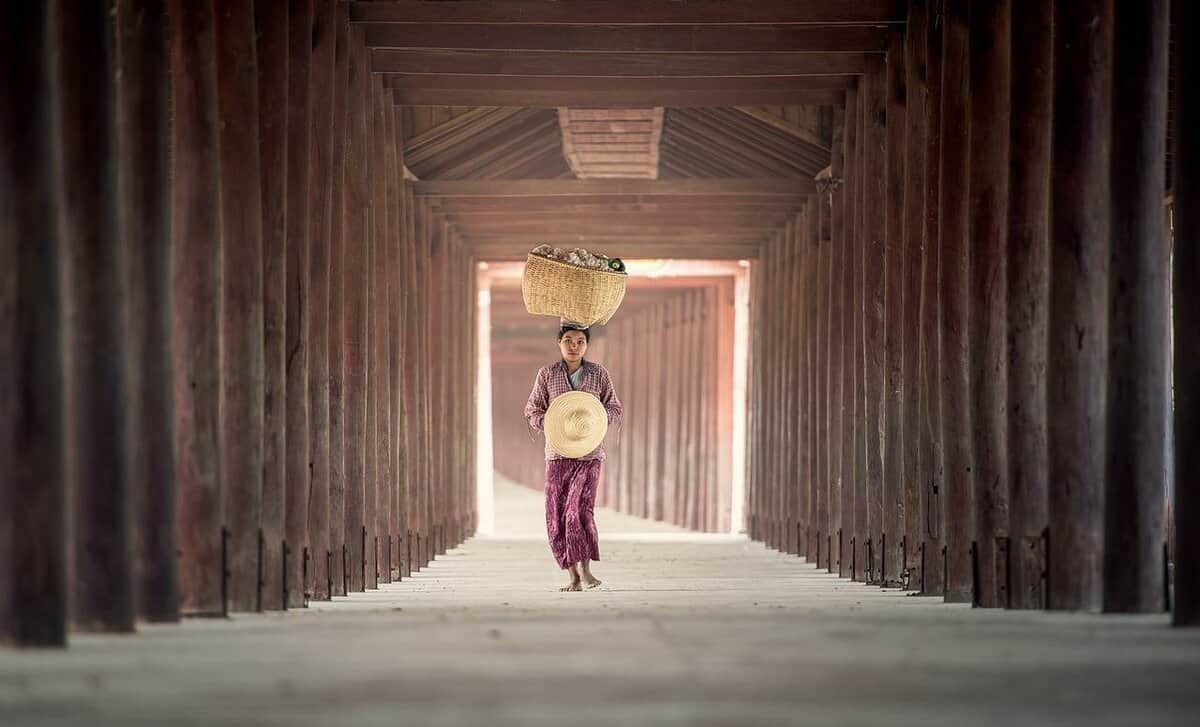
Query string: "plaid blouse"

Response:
xmin=524 ymin=359 xmax=623 ymax=462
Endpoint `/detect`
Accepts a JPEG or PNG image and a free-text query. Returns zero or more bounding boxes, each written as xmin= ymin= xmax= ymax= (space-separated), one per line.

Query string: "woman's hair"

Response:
xmin=558 ymin=325 xmax=590 ymax=342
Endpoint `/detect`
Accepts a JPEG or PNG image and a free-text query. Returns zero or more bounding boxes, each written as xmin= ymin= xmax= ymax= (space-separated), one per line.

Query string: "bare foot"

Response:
xmin=582 ymin=573 xmax=602 ymax=589
xmin=560 ymin=580 xmax=582 ymax=592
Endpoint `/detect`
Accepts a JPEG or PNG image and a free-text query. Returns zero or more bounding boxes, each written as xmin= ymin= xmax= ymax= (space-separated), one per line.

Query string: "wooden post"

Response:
xmin=57 ymin=0 xmax=134 ymax=634
xmin=919 ymin=0 xmax=946 ymax=597
xmin=1048 ymin=0 xmax=1113 ymax=612
xmin=863 ymin=59 xmax=888 ymax=582
xmin=343 ymin=32 xmax=369 ymax=592
xmin=387 ymin=100 xmax=404 ymax=580
xmin=967 ymin=0 xmax=1011 ymax=608
xmin=214 ymin=0 xmax=266 ymax=613
xmin=117 ymin=0 xmax=177 ymax=622
xmin=901 ymin=0 xmax=928 ymax=591
xmin=1006 ymin=0 xmax=1052 ymax=611
xmin=1104 ymin=0 xmax=1169 ymax=613
xmin=938 ymin=0 xmax=974 ymax=603
xmin=255 ymin=0 xmax=288 ymax=611
xmin=838 ymin=88 xmax=857 ymax=577
xmin=0 ymin=0 xmax=66 ymax=647
xmin=825 ymin=106 xmax=845 ymax=567
xmin=304 ymin=0 xmax=337 ymax=600
xmin=370 ymin=77 xmax=389 ymax=585
xmin=1173 ymin=0 xmax=1200 ymax=628
xmin=284 ymin=0 xmax=313 ymax=607
xmin=883 ymin=31 xmax=907 ymax=586
xmin=170 ymin=0 xmax=224 ymax=616
xmin=851 ymin=78 xmax=868 ymax=581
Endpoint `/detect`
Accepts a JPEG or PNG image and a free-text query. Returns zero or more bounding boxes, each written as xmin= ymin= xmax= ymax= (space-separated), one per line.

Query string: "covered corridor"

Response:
xmin=3 ymin=0 xmax=1200 ymax=723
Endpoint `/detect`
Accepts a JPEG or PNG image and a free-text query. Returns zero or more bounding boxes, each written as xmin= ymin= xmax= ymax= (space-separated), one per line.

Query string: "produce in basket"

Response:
xmin=523 ymin=245 xmax=628 ymax=327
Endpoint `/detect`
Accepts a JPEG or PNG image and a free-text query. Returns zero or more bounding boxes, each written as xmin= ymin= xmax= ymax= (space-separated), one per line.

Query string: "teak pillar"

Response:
xmin=0 ymin=0 xmax=66 ymax=647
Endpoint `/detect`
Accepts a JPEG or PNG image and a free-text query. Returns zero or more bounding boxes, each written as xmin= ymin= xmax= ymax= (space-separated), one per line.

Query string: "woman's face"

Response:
xmin=559 ymin=330 xmax=588 ymax=363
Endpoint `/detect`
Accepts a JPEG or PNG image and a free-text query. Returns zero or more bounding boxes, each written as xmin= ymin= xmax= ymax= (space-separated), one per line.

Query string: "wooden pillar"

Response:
xmin=371 ymin=78 xmax=390 ymax=584
xmin=850 ymin=81 xmax=867 ymax=581
xmin=362 ymin=78 xmax=379 ymax=586
xmin=805 ymin=201 xmax=822 ymax=556
xmin=824 ymin=106 xmax=845 ymax=571
xmin=1048 ymin=0 xmax=1113 ymax=612
xmin=283 ymin=0 xmax=312 ymax=607
xmin=170 ymin=0 xmax=223 ymax=616
xmin=304 ymin=0 xmax=337 ymax=600
xmin=57 ymin=0 xmax=133 ymax=634
xmin=901 ymin=1 xmax=928 ymax=591
xmin=862 ymin=59 xmax=888 ymax=583
xmin=967 ymin=0 xmax=1011 ymax=608
xmin=214 ymin=0 xmax=265 ymax=613
xmin=343 ymin=32 xmax=369 ymax=592
xmin=0 ymin=0 xmax=66 ymax=647
xmin=1006 ymin=0 xmax=1052 ymax=611
xmin=883 ymin=32 xmax=907 ymax=587
xmin=326 ymin=1 xmax=350 ymax=597
xmin=838 ymin=88 xmax=857 ymax=577
xmin=387 ymin=99 xmax=404 ymax=579
xmin=117 ymin=0 xmax=177 ymax=622
xmin=919 ymin=0 xmax=946 ymax=597
xmin=255 ymin=0 xmax=288 ymax=611
xmin=1104 ymin=0 xmax=1169 ymax=613
xmin=938 ymin=0 xmax=975 ymax=603
xmin=1173 ymin=0 xmax=1200 ymax=628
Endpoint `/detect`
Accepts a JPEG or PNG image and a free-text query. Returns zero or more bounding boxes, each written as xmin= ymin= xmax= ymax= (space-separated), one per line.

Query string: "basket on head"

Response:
xmin=521 ymin=253 xmax=627 ymax=328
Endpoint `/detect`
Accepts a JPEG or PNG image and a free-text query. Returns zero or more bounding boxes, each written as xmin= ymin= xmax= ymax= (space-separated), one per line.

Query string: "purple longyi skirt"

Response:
xmin=544 ymin=458 xmax=602 ymax=569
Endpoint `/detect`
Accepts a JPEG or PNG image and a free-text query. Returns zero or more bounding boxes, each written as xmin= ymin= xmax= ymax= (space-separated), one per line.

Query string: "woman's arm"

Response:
xmin=523 ymin=367 xmax=549 ymax=431
xmin=598 ymin=365 xmax=623 ymax=428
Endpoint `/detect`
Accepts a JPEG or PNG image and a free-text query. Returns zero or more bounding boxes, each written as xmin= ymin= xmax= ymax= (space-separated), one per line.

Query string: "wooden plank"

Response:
xmin=117 ymin=0 xmax=176 ymax=624
xmin=1007 ymin=0 xmax=1052 ymax=612
xmin=416 ymin=178 xmax=815 ymax=197
xmin=391 ymin=88 xmax=843 ymax=108
xmin=1173 ymin=0 xmax=1200 ymax=628
xmin=0 ymin=0 xmax=65 ymax=646
xmin=733 ymin=106 xmax=830 ymax=150
xmin=1104 ymin=0 xmax=1169 ymax=613
xmin=967 ymin=0 xmax=1011 ymax=609
xmin=386 ymin=74 xmax=853 ymax=92
xmin=1048 ymin=0 xmax=1113 ymax=612
xmin=360 ymin=23 xmax=890 ymax=52
xmin=283 ymin=0 xmax=313 ymax=608
xmin=215 ymin=0 xmax=265 ymax=614
xmin=371 ymin=49 xmax=870 ymax=76
xmin=255 ymin=0 xmax=289 ymax=612
xmin=170 ymin=0 xmax=224 ymax=617
xmin=349 ymin=1 xmax=905 ymax=25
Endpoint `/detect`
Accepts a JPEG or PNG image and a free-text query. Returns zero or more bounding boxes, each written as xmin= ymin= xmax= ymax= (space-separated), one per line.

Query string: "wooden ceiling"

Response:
xmin=352 ymin=0 xmax=895 ymax=260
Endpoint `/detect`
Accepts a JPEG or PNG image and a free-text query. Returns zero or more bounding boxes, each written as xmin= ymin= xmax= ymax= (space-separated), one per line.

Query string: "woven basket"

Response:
xmin=522 ymin=253 xmax=627 ymax=327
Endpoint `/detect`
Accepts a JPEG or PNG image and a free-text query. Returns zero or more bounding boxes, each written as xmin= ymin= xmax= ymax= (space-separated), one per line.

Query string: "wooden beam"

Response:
xmin=349 ymin=1 xmax=905 ymax=25
xmin=416 ymin=178 xmax=815 ymax=197
xmin=360 ymin=23 xmax=891 ymax=52
xmin=372 ymin=49 xmax=870 ymax=77
xmin=390 ymin=88 xmax=844 ymax=108
xmin=385 ymin=74 xmax=852 ymax=92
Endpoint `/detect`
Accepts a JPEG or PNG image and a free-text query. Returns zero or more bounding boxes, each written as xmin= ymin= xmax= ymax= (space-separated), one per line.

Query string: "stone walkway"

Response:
xmin=2 ymin=483 xmax=1199 ymax=726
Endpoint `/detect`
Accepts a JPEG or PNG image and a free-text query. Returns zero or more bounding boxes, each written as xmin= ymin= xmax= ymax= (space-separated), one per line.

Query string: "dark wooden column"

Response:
xmin=1173 ymin=0 xmax=1200 ymax=628
xmin=901 ymin=0 xmax=928 ymax=590
xmin=805 ymin=201 xmax=822 ymax=557
xmin=862 ymin=59 xmax=888 ymax=583
xmin=343 ymin=33 xmax=369 ymax=592
xmin=387 ymin=99 xmax=404 ymax=579
xmin=170 ymin=0 xmax=224 ymax=616
xmin=919 ymin=0 xmax=946 ymax=597
xmin=1104 ymin=0 xmax=1169 ymax=613
xmin=837 ymin=88 xmax=857 ymax=577
xmin=57 ymin=0 xmax=133 ymax=634
xmin=825 ymin=106 xmax=845 ymax=572
xmin=255 ymin=0 xmax=288 ymax=612
xmin=116 ymin=0 xmax=177 ymax=623
xmin=214 ymin=0 xmax=265 ymax=613
xmin=1048 ymin=0 xmax=1113 ymax=612
xmin=967 ymin=0 xmax=1011 ymax=608
xmin=0 ymin=0 xmax=66 ymax=647
xmin=328 ymin=3 xmax=350 ymax=594
xmin=851 ymin=79 xmax=868 ymax=581
xmin=284 ymin=0 xmax=313 ymax=607
xmin=1006 ymin=0 xmax=1052 ymax=611
xmin=306 ymin=0 xmax=337 ymax=600
xmin=883 ymin=31 xmax=907 ymax=587
xmin=370 ymin=78 xmax=390 ymax=586
xmin=938 ymin=0 xmax=974 ymax=603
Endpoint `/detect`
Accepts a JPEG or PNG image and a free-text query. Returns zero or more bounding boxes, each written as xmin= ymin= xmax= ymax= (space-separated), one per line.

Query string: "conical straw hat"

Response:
xmin=544 ymin=391 xmax=608 ymax=459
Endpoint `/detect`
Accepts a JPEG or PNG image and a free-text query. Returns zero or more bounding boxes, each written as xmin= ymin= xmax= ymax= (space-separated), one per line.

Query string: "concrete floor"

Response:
xmin=2 ymin=482 xmax=1199 ymax=726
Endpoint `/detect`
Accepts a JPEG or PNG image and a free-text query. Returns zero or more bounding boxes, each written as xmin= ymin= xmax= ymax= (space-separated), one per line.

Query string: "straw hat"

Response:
xmin=544 ymin=391 xmax=608 ymax=459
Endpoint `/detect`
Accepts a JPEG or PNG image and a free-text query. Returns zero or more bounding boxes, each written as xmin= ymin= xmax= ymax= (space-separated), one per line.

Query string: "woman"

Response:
xmin=524 ymin=325 xmax=623 ymax=591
